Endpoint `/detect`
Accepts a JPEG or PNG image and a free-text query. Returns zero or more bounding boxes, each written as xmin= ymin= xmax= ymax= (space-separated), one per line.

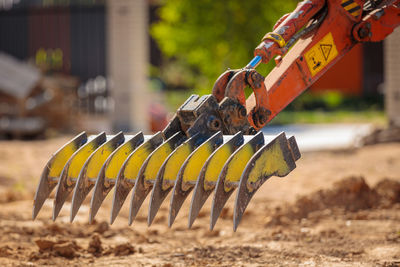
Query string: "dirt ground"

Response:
xmin=0 ymin=137 xmax=399 ymax=266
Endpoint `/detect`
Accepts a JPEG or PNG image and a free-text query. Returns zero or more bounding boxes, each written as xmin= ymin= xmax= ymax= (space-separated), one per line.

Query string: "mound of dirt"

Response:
xmin=374 ymin=179 xmax=400 ymax=207
xmin=113 ymin=243 xmax=136 ymax=256
xmin=25 ymin=221 xmax=140 ymax=263
xmin=87 ymin=234 xmax=102 ymax=256
xmin=268 ymin=176 xmax=400 ymax=225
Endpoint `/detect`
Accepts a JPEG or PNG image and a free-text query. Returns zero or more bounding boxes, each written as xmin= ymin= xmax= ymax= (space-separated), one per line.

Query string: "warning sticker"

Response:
xmin=341 ymin=0 xmax=361 ymax=18
xmin=305 ymin=32 xmax=338 ymax=77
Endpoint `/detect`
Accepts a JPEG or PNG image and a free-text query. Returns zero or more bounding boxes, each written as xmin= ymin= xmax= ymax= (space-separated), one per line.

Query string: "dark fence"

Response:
xmin=0 ymin=5 xmax=106 ymax=82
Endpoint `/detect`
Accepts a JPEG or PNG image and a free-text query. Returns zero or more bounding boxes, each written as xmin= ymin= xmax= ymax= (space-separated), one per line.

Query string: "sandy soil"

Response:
xmin=0 ymin=137 xmax=399 ymax=266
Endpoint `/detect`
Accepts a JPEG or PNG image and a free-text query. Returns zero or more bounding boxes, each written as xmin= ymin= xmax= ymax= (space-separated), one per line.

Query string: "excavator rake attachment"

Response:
xmin=34 ymin=131 xmax=300 ymax=230
xmin=32 ymin=0 xmax=400 ymax=230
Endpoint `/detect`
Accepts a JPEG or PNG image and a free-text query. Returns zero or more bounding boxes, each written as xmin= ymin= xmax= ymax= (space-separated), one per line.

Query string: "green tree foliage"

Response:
xmin=151 ymin=0 xmax=297 ymax=93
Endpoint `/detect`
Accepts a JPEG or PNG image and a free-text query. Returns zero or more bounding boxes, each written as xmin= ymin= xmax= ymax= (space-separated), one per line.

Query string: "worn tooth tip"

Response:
xmin=233 ymin=216 xmax=239 ymax=232
xmin=188 ymin=217 xmax=194 ymax=229
xmin=52 ymin=206 xmax=61 ymax=221
xmin=233 ymin=210 xmax=242 ymax=232
xmin=32 ymin=207 xmax=38 ymax=220
xmin=209 ymin=220 xmax=216 ymax=231
xmin=110 ymin=211 xmax=115 ymax=224
xmin=147 ymin=213 xmax=153 ymax=226
xmin=188 ymin=210 xmax=198 ymax=229
xmin=110 ymin=214 xmax=116 ymax=225
xmin=128 ymin=215 xmax=134 ymax=226
xmin=147 ymin=208 xmax=156 ymax=226
xmin=70 ymin=209 xmax=76 ymax=223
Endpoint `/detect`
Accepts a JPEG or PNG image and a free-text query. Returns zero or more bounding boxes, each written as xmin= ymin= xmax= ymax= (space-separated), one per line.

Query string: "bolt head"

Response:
xmin=238 ymin=106 xmax=247 ymax=118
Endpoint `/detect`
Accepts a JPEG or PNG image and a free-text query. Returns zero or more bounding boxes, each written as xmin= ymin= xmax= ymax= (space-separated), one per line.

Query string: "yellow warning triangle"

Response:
xmin=320 ymin=44 xmax=332 ymax=61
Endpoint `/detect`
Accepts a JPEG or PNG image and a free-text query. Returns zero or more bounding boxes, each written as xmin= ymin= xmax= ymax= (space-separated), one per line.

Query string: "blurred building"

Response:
xmin=385 ymin=27 xmax=400 ymax=128
xmin=0 ymin=0 xmax=150 ymax=133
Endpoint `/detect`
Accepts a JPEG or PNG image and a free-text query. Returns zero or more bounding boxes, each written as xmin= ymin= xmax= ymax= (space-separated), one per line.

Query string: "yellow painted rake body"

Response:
xmin=33 ymin=130 xmax=300 ymax=231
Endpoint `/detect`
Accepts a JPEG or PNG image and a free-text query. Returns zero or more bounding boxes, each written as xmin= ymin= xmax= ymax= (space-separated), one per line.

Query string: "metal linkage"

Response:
xmin=33 ymin=131 xmax=300 ymax=231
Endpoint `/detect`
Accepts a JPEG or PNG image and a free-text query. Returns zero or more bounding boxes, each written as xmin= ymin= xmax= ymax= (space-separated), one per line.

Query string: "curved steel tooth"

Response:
xmin=147 ymin=134 xmax=204 ymax=226
xmin=89 ymin=132 xmax=144 ymax=223
xmin=110 ymin=132 xmax=164 ymax=224
xmin=234 ymin=134 xmax=301 ymax=231
xmin=53 ymin=132 xmax=107 ymax=221
xmin=169 ymin=132 xmax=223 ymax=228
xmin=188 ymin=132 xmax=244 ymax=228
xmin=70 ymin=132 xmax=125 ymax=222
xmin=128 ymin=132 xmax=186 ymax=225
xmin=210 ymin=131 xmax=265 ymax=230
xmin=33 ymin=132 xmax=87 ymax=220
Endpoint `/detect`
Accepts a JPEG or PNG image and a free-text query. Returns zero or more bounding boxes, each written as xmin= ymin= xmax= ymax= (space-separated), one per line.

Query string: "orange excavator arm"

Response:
xmin=207 ymin=0 xmax=400 ymax=134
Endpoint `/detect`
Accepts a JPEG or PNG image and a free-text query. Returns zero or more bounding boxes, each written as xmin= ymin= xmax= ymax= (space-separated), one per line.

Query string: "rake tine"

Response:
xmin=53 ymin=132 xmax=107 ymax=221
xmin=89 ymin=132 xmax=144 ymax=223
xmin=188 ymin=132 xmax=244 ymax=228
xmin=110 ymin=132 xmax=164 ymax=224
xmin=33 ymin=132 xmax=87 ymax=220
xmin=210 ymin=132 xmax=265 ymax=230
xmin=168 ymin=132 xmax=223 ymax=228
xmin=70 ymin=132 xmax=125 ymax=222
xmin=128 ymin=132 xmax=186 ymax=225
xmin=147 ymin=134 xmax=204 ymax=226
xmin=233 ymin=134 xmax=301 ymax=231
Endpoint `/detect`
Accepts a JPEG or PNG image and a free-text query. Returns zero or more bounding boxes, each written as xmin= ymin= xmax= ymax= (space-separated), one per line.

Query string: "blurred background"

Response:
xmin=0 ymin=2 xmax=399 ymax=265
xmin=0 ymin=0 xmax=398 ymax=143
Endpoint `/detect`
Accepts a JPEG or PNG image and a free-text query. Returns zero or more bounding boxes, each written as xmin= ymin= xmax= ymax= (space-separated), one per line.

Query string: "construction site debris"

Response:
xmin=0 ymin=53 xmax=80 ymax=139
xmin=362 ymin=127 xmax=400 ymax=145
